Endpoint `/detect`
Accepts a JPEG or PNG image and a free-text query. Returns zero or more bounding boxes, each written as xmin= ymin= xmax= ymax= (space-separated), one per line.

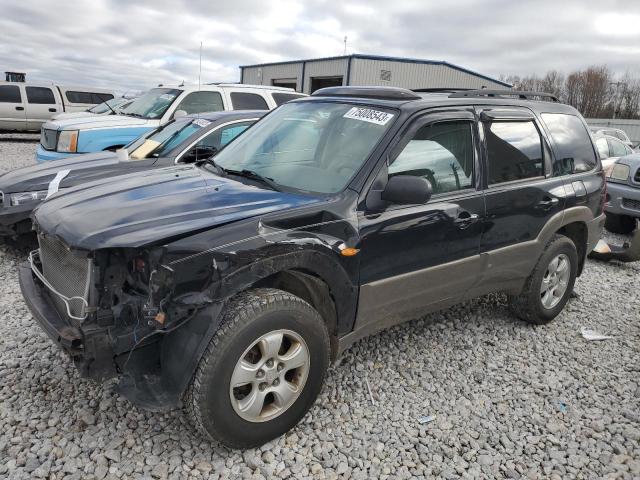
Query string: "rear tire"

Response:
xmin=605 ymin=213 xmax=637 ymax=235
xmin=508 ymin=235 xmax=578 ymax=325
xmin=185 ymin=288 xmax=330 ymax=449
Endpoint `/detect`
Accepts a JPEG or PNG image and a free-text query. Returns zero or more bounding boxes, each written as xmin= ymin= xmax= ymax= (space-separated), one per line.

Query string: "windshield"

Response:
xmin=121 ymin=88 xmax=182 ymax=119
xmin=214 ymin=102 xmax=396 ymax=194
xmin=128 ymin=117 xmax=207 ymax=159
xmin=89 ymin=97 xmax=127 ymax=114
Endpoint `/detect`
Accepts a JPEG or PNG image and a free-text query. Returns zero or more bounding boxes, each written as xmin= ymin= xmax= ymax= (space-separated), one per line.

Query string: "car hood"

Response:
xmin=0 ymin=151 xmax=136 ymax=193
xmin=33 ymin=165 xmax=319 ymax=250
xmin=44 ymin=114 xmax=157 ymax=131
xmin=52 ymin=111 xmax=95 ymax=121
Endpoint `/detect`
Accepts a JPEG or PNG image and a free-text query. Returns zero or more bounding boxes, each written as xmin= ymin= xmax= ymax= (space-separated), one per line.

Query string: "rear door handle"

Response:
xmin=453 ymin=212 xmax=480 ymax=229
xmin=15 ymin=106 xmax=24 ymax=111
xmin=537 ymin=197 xmax=560 ymax=210
xmin=48 ymin=108 xmax=57 ymax=112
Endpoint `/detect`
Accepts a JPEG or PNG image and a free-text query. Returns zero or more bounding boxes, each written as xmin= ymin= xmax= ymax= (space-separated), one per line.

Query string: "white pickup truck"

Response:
xmin=0 ymin=82 xmax=115 ymax=132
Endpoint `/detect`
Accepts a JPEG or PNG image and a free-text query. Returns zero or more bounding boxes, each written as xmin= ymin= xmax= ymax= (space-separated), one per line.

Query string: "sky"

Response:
xmin=1 ymin=0 xmax=639 ymax=93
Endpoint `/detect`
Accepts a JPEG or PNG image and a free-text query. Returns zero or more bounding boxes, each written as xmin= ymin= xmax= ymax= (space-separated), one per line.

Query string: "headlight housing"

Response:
xmin=608 ymin=163 xmax=630 ymax=181
xmin=57 ymin=130 xmax=78 ymax=153
xmin=10 ymin=190 xmax=48 ymax=206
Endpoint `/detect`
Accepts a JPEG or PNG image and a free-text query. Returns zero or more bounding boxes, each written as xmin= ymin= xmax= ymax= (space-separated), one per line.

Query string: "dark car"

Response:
xmin=603 ymin=153 xmax=640 ymax=233
xmin=19 ymin=87 xmax=605 ymax=448
xmin=0 ymin=110 xmax=264 ymax=238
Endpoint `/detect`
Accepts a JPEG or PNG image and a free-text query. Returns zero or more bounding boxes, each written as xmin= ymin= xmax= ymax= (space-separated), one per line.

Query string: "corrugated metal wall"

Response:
xmin=587 ymin=118 xmax=640 ymax=144
xmin=241 ymin=56 xmax=506 ymax=93
xmin=349 ymin=58 xmax=504 ymax=89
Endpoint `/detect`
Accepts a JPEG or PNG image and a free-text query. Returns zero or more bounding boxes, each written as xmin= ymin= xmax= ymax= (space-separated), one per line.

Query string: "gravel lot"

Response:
xmin=0 ymin=135 xmax=638 ymax=479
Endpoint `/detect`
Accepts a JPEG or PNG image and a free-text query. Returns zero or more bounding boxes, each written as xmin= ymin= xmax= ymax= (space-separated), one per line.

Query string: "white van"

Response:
xmin=0 ymin=82 xmax=115 ymax=132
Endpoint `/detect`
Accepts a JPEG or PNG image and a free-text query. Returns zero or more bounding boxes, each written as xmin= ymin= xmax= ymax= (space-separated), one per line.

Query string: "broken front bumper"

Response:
xmin=18 ymin=260 xmax=83 ymax=352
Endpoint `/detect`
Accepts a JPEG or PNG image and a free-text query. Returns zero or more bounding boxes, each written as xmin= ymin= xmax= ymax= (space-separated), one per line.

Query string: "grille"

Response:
xmin=38 ymin=234 xmax=90 ymax=319
xmin=40 ymin=128 xmax=58 ymax=151
xmin=634 ymin=168 xmax=640 ymax=184
xmin=622 ymin=198 xmax=640 ymax=211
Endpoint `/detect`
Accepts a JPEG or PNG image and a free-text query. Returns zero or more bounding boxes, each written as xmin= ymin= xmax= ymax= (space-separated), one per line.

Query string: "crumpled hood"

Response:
xmin=0 ymin=151 xmax=121 ymax=193
xmin=33 ymin=165 xmax=319 ymax=250
xmin=44 ymin=114 xmax=155 ymax=131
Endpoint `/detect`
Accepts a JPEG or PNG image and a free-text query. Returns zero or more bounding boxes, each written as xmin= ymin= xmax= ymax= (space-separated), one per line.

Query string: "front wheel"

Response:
xmin=185 ymin=288 xmax=330 ymax=449
xmin=508 ymin=234 xmax=578 ymax=325
xmin=605 ymin=213 xmax=637 ymax=235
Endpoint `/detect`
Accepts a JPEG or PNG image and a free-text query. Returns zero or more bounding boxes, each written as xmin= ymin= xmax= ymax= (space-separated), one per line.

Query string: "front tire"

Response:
xmin=185 ymin=288 xmax=330 ymax=449
xmin=605 ymin=213 xmax=637 ymax=235
xmin=508 ymin=234 xmax=578 ymax=325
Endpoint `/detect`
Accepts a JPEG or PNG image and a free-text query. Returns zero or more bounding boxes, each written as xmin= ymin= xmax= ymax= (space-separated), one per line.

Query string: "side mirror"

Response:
xmin=173 ymin=109 xmax=187 ymax=119
xmin=182 ymin=145 xmax=218 ymax=163
xmin=381 ymin=175 xmax=432 ymax=204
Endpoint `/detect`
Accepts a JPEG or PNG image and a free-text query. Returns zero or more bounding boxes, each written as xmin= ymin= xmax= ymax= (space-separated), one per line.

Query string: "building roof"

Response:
xmin=240 ymin=53 xmax=511 ymax=88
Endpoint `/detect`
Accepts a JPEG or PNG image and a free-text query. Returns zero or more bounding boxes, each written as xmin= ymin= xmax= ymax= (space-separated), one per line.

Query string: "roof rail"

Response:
xmin=312 ymin=86 xmax=422 ymax=101
xmin=449 ymin=89 xmax=559 ymax=102
xmin=412 ymin=87 xmax=472 ymax=93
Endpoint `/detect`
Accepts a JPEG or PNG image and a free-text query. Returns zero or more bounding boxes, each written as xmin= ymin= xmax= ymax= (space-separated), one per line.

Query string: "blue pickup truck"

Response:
xmin=36 ymin=84 xmax=304 ymax=162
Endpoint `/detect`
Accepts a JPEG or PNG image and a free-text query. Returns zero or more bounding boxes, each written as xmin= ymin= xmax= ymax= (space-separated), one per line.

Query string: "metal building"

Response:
xmin=240 ymin=54 xmax=510 ymax=94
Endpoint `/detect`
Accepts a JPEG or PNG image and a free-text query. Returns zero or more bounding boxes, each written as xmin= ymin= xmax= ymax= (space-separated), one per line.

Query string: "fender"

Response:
xmin=78 ymin=126 xmax=153 ymax=152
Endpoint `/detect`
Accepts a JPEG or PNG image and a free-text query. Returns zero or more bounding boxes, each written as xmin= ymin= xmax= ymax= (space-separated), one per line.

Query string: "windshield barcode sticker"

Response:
xmin=343 ymin=107 xmax=394 ymax=125
xmin=193 ymin=118 xmax=211 ymax=128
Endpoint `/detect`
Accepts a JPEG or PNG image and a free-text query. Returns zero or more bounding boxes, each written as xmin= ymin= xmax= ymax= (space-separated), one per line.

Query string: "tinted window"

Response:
xmin=390 ymin=121 xmax=474 ymax=194
xmin=486 ymin=121 xmax=543 ymax=184
xmin=541 ymin=113 xmax=597 ymax=174
xmin=175 ymin=91 xmax=224 ymax=115
xmin=609 ymin=138 xmax=628 ymax=157
xmin=198 ymin=121 xmax=253 ymax=149
xmin=26 ymin=87 xmax=55 ymax=104
xmin=0 ymin=85 xmax=21 ymax=103
xmin=230 ymin=92 xmax=269 ymax=110
xmin=66 ymin=91 xmax=113 ymax=104
xmin=272 ymin=92 xmax=306 ymax=106
xmin=595 ymin=137 xmax=609 ymax=159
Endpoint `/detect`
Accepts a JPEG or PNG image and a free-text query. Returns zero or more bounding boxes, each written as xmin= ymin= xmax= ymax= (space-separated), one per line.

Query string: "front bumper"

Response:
xmin=0 ymin=203 xmax=36 ymax=237
xmin=18 ymin=261 xmax=82 ymax=352
xmin=605 ymin=181 xmax=640 ymax=218
xmin=35 ymin=144 xmax=78 ymax=162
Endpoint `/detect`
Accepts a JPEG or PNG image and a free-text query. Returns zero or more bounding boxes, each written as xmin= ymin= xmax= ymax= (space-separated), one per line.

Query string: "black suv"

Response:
xmin=19 ymin=87 xmax=605 ymax=448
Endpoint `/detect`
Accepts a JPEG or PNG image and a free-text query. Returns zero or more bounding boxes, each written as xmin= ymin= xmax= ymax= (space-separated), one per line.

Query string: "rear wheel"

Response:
xmin=508 ymin=235 xmax=578 ymax=325
xmin=185 ymin=288 xmax=330 ymax=449
xmin=605 ymin=213 xmax=637 ymax=235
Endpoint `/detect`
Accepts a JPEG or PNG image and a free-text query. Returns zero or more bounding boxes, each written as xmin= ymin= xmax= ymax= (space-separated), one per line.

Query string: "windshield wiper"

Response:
xmin=126 ymin=112 xmax=144 ymax=118
xmin=224 ymin=168 xmax=281 ymax=191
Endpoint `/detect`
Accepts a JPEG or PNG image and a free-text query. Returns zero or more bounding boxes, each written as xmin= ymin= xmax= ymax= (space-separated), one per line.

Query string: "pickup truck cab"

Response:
xmin=0 ymin=82 xmax=114 ymax=132
xmin=36 ymin=84 xmax=305 ymax=162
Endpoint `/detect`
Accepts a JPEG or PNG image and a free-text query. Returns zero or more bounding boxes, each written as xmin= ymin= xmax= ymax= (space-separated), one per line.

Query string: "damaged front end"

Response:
xmin=19 ymin=231 xmax=218 ymax=410
xmin=588 ymin=229 xmax=640 ymax=263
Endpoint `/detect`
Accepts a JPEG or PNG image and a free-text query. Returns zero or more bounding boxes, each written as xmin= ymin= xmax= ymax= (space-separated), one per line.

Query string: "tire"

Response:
xmin=185 ymin=288 xmax=330 ymax=449
xmin=508 ymin=234 xmax=578 ymax=325
xmin=605 ymin=213 xmax=637 ymax=235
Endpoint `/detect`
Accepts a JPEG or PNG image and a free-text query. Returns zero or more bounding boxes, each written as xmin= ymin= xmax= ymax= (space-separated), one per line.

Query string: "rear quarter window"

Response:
xmin=272 ymin=92 xmax=306 ymax=106
xmin=541 ymin=113 xmax=597 ymax=175
xmin=230 ymin=92 xmax=269 ymax=110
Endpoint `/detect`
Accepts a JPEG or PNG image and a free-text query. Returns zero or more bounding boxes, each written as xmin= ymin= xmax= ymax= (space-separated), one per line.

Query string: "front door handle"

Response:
xmin=537 ymin=197 xmax=560 ymax=210
xmin=453 ymin=212 xmax=480 ymax=229
xmin=15 ymin=106 xmax=24 ymax=111
xmin=48 ymin=108 xmax=57 ymax=112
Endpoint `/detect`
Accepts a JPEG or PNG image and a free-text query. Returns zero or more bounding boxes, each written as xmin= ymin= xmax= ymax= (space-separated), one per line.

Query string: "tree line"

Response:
xmin=500 ymin=66 xmax=640 ymax=119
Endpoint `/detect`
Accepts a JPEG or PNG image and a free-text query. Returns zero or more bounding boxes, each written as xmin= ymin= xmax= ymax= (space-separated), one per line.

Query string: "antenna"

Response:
xmin=198 ymin=41 xmax=203 ymax=90
xmin=343 ymin=36 xmax=347 ymax=55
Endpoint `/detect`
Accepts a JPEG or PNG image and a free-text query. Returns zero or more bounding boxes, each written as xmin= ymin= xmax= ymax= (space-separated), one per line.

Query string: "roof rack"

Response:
xmin=312 ymin=86 xmax=422 ymax=101
xmin=412 ymin=88 xmax=472 ymax=93
xmin=449 ymin=89 xmax=559 ymax=102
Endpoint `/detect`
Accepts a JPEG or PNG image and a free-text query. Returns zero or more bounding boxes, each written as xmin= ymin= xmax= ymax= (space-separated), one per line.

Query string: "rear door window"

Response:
xmin=230 ymin=92 xmax=269 ymax=110
xmin=0 ymin=85 xmax=21 ymax=103
xmin=485 ymin=121 xmax=544 ymax=184
xmin=540 ymin=113 xmax=597 ymax=174
xmin=26 ymin=87 xmax=56 ymax=104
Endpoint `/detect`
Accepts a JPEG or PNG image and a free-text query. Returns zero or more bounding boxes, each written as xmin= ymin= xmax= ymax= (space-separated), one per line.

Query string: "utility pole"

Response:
xmin=343 ymin=36 xmax=347 ymax=55
xmin=198 ymin=41 xmax=203 ymax=90
xmin=610 ymin=81 xmax=626 ymax=119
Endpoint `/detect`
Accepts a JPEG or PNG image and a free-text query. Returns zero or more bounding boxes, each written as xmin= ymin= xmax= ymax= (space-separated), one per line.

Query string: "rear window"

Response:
xmin=0 ymin=85 xmax=21 ymax=103
xmin=26 ymin=87 xmax=56 ymax=104
xmin=272 ymin=92 xmax=306 ymax=106
xmin=230 ymin=92 xmax=269 ymax=110
xmin=541 ymin=113 xmax=597 ymax=175
xmin=66 ymin=91 xmax=113 ymax=104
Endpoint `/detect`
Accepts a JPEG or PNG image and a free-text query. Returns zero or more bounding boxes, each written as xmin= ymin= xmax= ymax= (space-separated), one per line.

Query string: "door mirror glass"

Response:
xmin=182 ymin=144 xmax=218 ymax=163
xmin=381 ymin=175 xmax=432 ymax=204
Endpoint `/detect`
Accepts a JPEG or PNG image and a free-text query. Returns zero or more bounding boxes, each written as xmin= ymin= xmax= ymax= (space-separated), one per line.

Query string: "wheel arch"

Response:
xmin=556 ymin=221 xmax=588 ymax=276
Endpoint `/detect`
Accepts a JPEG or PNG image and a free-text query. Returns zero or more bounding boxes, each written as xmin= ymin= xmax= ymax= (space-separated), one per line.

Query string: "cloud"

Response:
xmin=1 ymin=0 xmax=639 ymax=93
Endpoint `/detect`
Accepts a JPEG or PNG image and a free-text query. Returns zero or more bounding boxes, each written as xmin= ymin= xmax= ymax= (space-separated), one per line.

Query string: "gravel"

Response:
xmin=0 ymin=134 xmax=638 ymax=479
